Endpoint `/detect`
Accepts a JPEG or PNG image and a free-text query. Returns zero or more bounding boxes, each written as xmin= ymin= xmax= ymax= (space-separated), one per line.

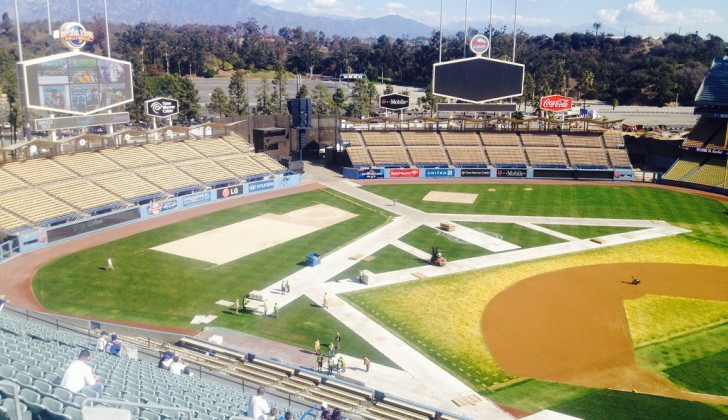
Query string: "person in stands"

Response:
xmin=96 ymin=332 xmax=108 ymax=353
xmin=247 ymin=387 xmax=271 ymax=420
xmin=61 ymin=349 xmax=103 ymax=396
xmin=169 ymin=355 xmax=192 ymax=376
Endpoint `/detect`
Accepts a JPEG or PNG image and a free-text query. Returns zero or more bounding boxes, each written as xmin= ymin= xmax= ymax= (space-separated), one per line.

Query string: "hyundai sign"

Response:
xmin=145 ymin=97 xmax=179 ymax=118
xmin=380 ymin=94 xmax=410 ymax=111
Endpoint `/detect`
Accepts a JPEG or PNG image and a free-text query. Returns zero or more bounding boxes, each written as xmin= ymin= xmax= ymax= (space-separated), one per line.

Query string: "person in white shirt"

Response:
xmin=96 ymin=332 xmax=108 ymax=352
xmin=247 ymin=387 xmax=271 ymax=420
xmin=169 ymin=356 xmax=191 ymax=376
xmin=61 ymin=350 xmax=103 ymax=396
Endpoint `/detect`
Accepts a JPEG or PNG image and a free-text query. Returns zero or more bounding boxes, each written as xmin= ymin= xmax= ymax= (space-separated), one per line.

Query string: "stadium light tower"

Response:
xmin=488 ymin=0 xmax=493 ymax=58
xmin=512 ymin=0 xmax=518 ymax=62
xmin=438 ymin=0 xmax=443 ymax=62
xmin=463 ymin=0 xmax=468 ymax=58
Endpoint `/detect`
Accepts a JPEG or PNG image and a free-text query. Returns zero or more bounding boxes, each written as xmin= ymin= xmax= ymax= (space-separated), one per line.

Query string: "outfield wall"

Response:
xmin=0 ymin=174 xmax=302 ymax=263
xmin=344 ymin=167 xmax=635 ymax=181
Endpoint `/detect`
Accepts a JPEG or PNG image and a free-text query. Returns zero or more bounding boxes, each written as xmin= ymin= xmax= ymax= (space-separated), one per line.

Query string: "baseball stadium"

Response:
xmin=1 ymin=21 xmax=728 ymax=420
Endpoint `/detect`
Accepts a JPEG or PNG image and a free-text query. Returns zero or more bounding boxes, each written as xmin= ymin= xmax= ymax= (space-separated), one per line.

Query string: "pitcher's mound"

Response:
xmin=423 ymin=191 xmax=478 ymax=204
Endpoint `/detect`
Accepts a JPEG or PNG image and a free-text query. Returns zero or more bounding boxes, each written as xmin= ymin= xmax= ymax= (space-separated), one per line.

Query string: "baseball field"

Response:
xmin=31 ymin=182 xmax=728 ymax=418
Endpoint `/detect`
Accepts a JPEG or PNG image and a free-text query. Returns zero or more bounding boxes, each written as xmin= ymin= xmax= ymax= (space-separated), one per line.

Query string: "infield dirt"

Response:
xmin=482 ymin=263 xmax=728 ymax=405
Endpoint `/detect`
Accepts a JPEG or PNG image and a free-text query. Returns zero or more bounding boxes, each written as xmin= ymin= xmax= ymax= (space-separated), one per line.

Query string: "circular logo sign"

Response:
xmin=469 ymin=34 xmax=490 ymax=56
xmin=57 ymin=22 xmax=94 ymax=50
xmin=38 ymin=233 xmax=47 ymax=243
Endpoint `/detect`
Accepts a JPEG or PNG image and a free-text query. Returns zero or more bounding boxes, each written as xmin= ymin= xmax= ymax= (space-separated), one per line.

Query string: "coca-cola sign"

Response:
xmin=540 ymin=95 xmax=573 ymax=112
xmin=469 ymin=34 xmax=490 ymax=55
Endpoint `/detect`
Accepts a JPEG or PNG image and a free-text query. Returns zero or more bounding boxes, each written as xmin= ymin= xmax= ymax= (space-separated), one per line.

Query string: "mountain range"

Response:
xmin=0 ymin=0 xmax=434 ymax=38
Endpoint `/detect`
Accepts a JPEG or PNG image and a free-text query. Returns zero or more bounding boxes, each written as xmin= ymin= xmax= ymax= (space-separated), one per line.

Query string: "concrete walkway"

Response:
xmin=237 ymin=178 xmax=690 ymax=419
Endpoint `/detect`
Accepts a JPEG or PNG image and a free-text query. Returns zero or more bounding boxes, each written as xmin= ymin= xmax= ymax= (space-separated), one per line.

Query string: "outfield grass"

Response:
xmin=362 ymin=184 xmax=728 ymax=247
xmin=210 ymin=296 xmax=396 ymax=368
xmin=457 ymin=222 xmax=565 ymax=248
xmin=34 ymin=189 xmax=390 ymax=328
xmin=537 ymin=224 xmax=643 ymax=239
xmin=399 ymin=225 xmax=491 ymax=259
xmin=664 ymin=350 xmax=728 ymax=396
xmin=634 ymin=323 xmax=728 ymax=373
xmin=328 ymin=245 xmax=428 ymax=281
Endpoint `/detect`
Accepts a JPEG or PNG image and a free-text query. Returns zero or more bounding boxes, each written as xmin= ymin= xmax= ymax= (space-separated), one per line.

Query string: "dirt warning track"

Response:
xmin=482 ymin=263 xmax=728 ymax=404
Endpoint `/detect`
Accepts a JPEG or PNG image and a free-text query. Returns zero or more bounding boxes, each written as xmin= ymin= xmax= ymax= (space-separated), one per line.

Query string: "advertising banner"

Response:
xmin=389 ymin=168 xmax=420 ymax=178
xmin=496 ymin=168 xmax=527 ymax=178
xmin=613 ymin=169 xmax=635 ymax=181
xmin=460 ymin=168 xmax=491 ymax=177
xmin=47 ymin=208 xmax=140 ymax=242
xmin=540 ymin=95 xmax=573 ymax=112
xmin=217 ymin=186 xmax=244 ymax=199
xmin=146 ymin=199 xmax=178 ymax=215
xmin=145 ymin=97 xmax=179 ymax=118
xmin=182 ymin=191 xmax=212 ymax=207
xmin=380 ymin=94 xmax=410 ymax=111
xmin=424 ymin=168 xmax=456 ymax=178
xmin=356 ymin=168 xmax=384 ymax=179
xmin=248 ymin=179 xmax=275 ymax=193
xmin=533 ymin=169 xmax=576 ymax=178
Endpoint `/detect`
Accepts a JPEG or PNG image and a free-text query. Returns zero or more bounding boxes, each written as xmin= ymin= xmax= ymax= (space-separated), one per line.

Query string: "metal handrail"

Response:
xmin=0 ymin=380 xmax=23 ymax=420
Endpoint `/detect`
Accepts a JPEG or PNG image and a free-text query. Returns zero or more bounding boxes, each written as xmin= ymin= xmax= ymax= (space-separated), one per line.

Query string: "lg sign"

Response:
xmin=380 ymin=94 xmax=410 ymax=110
xmin=540 ymin=95 xmax=573 ymax=112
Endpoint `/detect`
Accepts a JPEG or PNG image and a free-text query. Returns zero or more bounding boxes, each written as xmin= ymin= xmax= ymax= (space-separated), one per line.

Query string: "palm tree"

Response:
xmin=580 ymin=70 xmax=595 ymax=100
xmin=593 ymin=22 xmax=602 ymax=41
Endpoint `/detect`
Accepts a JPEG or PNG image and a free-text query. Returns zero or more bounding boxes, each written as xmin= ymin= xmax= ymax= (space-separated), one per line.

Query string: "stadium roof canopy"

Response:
xmin=694 ymin=56 xmax=728 ymax=116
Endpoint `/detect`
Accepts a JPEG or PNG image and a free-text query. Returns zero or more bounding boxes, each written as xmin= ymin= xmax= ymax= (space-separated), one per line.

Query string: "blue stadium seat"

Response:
xmin=63 ymin=406 xmax=82 ymax=420
xmin=139 ymin=411 xmax=161 ymax=420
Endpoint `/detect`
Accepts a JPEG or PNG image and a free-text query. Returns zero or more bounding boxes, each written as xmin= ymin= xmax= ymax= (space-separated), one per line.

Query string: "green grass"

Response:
xmin=361 ymin=184 xmax=728 ymax=248
xmin=634 ymin=323 xmax=728 ymax=373
xmin=664 ymin=350 xmax=728 ymax=396
xmin=328 ymin=245 xmax=428 ymax=281
xmin=488 ymin=380 xmax=594 ymax=413
xmin=456 ymin=222 xmax=565 ymax=248
xmin=210 ymin=296 xmax=397 ymax=368
xmin=34 ymin=189 xmax=390 ymax=329
xmin=537 ymin=224 xmax=643 ymax=239
xmin=399 ymin=225 xmax=491 ymax=259
xmin=549 ymin=388 xmax=727 ymax=420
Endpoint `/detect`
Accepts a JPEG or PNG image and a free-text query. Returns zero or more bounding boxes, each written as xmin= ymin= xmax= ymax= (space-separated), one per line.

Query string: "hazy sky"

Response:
xmin=253 ymin=0 xmax=728 ymax=39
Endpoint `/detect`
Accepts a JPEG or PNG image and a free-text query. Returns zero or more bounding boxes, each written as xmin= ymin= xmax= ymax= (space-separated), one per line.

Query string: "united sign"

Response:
xmin=540 ymin=95 xmax=573 ymax=112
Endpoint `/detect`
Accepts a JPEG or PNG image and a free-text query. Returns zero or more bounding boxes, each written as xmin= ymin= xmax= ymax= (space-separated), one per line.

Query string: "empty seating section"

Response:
xmin=706 ymin=123 xmax=728 ymax=150
xmin=177 ymin=161 xmax=235 ymax=185
xmin=53 ymin=152 xmax=121 ymax=177
xmin=137 ymin=166 xmax=200 ymax=191
xmin=602 ymin=131 xmax=624 ymax=148
xmin=0 ymin=208 xmax=27 ymax=232
xmin=2 ymin=159 xmax=76 ymax=186
xmin=43 ymin=181 xmax=120 ymax=211
xmin=519 ymin=134 xmax=561 ymax=147
xmin=440 ymin=132 xmax=481 ymax=146
xmin=215 ymin=156 xmax=269 ymax=178
xmin=91 ymin=173 xmax=162 ymax=201
xmin=486 ymin=146 xmax=527 ymax=166
xmin=251 ymin=154 xmax=287 ymax=172
xmin=187 ymin=138 xmax=239 ymax=157
xmin=566 ymin=148 xmax=609 ymax=167
xmin=561 ymin=135 xmax=603 ymax=148
xmin=346 ymin=148 xmax=372 ymax=166
xmin=144 ymin=142 xmax=202 ymax=163
xmin=525 ymin=147 xmax=567 ymax=167
xmin=446 ymin=147 xmax=487 ymax=165
xmin=368 ymin=147 xmax=410 ymax=166
xmin=340 ymin=132 xmax=363 ymax=146
xmin=0 ymin=169 xmax=26 ymax=194
xmin=662 ymin=156 xmax=702 ymax=180
xmin=408 ymin=147 xmax=449 ymax=165
xmin=0 ymin=190 xmax=75 ymax=224
xmin=401 ymin=132 xmax=440 ymax=146
xmin=683 ymin=159 xmax=726 ymax=186
xmin=361 ymin=132 xmax=401 ymax=146
xmin=686 ymin=117 xmax=722 ymax=143
xmin=100 ymin=147 xmax=165 ymax=169
xmin=222 ymin=134 xmax=254 ymax=153
xmin=480 ymin=132 xmax=519 ymax=146
xmin=607 ymin=149 xmax=632 ymax=168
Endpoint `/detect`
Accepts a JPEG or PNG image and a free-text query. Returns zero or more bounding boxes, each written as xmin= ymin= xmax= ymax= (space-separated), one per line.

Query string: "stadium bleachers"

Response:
xmin=602 ymin=131 xmax=624 ymax=148
xmin=0 ymin=208 xmax=27 ymax=233
xmin=662 ymin=156 xmax=703 ymax=181
xmin=90 ymin=173 xmax=163 ymax=202
xmin=565 ymin=148 xmax=609 ymax=168
xmin=346 ymin=148 xmax=373 ymax=167
xmin=339 ymin=132 xmax=363 ymax=147
xmin=43 ymin=181 xmax=121 ymax=212
xmin=525 ymin=147 xmax=567 ymax=167
xmin=683 ymin=159 xmax=727 ymax=186
xmin=136 ymin=166 xmax=201 ymax=192
xmin=607 ymin=149 xmax=632 ymax=168
xmin=144 ymin=142 xmax=203 ymax=163
xmin=186 ymin=138 xmax=240 ymax=157
xmin=519 ymin=134 xmax=561 ymax=147
xmin=100 ymin=147 xmax=165 ymax=169
xmin=0 ymin=190 xmax=76 ymax=224
xmin=479 ymin=132 xmax=519 ymax=147
xmin=0 ymin=169 xmax=26 ymax=194
xmin=560 ymin=134 xmax=604 ymax=148
xmin=2 ymin=159 xmax=76 ymax=186
xmin=407 ymin=147 xmax=449 ymax=166
xmin=250 ymin=154 xmax=287 ymax=173
xmin=361 ymin=132 xmax=401 ymax=147
xmin=400 ymin=132 xmax=440 ymax=146
xmin=368 ymin=147 xmax=410 ymax=166
xmin=445 ymin=147 xmax=488 ymax=166
xmin=485 ymin=146 xmax=527 ymax=166
xmin=439 ymin=132 xmax=481 ymax=146
xmin=177 ymin=161 xmax=236 ymax=185
xmin=215 ymin=156 xmax=269 ymax=179
xmin=221 ymin=134 xmax=254 ymax=153
xmin=53 ymin=152 xmax=122 ymax=177
xmin=685 ymin=117 xmax=722 ymax=145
